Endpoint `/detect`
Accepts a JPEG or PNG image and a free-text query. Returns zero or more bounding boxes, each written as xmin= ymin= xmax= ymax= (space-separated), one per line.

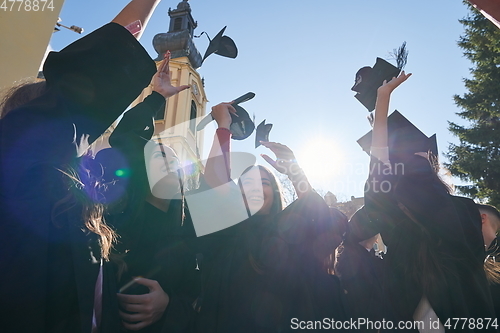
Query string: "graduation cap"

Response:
xmin=201 ymin=26 xmax=238 ymax=64
xmin=357 ymin=110 xmax=438 ymax=162
xmin=43 ymin=23 xmax=156 ymax=119
xmin=196 ymin=92 xmax=256 ymax=140
xmin=352 ymin=42 xmax=408 ymax=112
xmin=229 ymin=104 xmax=255 ymax=140
xmin=255 ymin=120 xmax=273 ymax=148
xmin=351 ymin=58 xmax=400 ymax=112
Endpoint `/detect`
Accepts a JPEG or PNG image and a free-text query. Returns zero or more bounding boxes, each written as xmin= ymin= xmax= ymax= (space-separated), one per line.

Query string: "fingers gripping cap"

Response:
xmin=229 ymin=105 xmax=255 ymax=140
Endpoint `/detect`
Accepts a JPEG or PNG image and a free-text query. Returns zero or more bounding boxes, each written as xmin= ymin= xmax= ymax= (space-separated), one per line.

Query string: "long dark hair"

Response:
xmin=238 ymin=165 xmax=284 ymax=215
xmin=237 ymin=165 xmax=285 ymax=274
xmin=391 ymin=153 xmax=456 ymax=298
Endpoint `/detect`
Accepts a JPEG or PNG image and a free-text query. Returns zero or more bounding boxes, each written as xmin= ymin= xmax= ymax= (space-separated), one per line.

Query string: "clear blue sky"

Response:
xmin=49 ymin=0 xmax=474 ymax=201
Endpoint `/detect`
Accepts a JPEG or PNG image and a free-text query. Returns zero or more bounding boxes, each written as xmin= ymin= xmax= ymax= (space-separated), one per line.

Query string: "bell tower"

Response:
xmin=90 ymin=1 xmax=208 ymax=190
xmin=149 ymin=0 xmax=207 ymax=185
xmin=167 ymin=0 xmax=197 ymax=38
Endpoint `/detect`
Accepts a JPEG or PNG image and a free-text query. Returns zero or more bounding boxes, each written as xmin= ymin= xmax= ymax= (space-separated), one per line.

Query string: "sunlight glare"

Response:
xmin=296 ymin=137 xmax=344 ymax=184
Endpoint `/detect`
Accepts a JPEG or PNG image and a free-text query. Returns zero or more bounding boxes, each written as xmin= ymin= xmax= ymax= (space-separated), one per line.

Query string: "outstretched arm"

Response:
xmin=261 ymin=142 xmax=312 ymax=198
xmin=363 ymin=71 xmax=412 ymax=242
xmin=112 ymin=0 xmax=161 ymax=39
xmin=371 ymin=71 xmax=412 ymax=162
xmin=204 ymin=102 xmax=237 ymax=189
xmin=110 ymin=51 xmax=189 ymax=148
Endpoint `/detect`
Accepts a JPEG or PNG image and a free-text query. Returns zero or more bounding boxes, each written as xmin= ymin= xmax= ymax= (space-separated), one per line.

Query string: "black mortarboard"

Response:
xmin=201 ymin=26 xmax=238 ymax=64
xmin=230 ymin=104 xmax=255 ymax=140
xmin=357 ymin=110 xmax=438 ymax=162
xmin=255 ymin=120 xmax=273 ymax=148
xmin=43 ymin=23 xmax=156 ymax=118
xmin=228 ymin=92 xmax=255 ymax=140
xmin=351 ymin=58 xmax=400 ymax=112
xmin=196 ymin=92 xmax=256 ymax=140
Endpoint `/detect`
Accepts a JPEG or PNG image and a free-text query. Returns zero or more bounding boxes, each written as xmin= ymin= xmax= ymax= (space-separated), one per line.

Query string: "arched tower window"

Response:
xmin=189 ymin=100 xmax=197 ymax=133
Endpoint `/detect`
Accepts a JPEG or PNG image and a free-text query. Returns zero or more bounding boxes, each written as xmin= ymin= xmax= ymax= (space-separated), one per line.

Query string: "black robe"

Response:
xmin=335 ymin=237 xmax=396 ymax=332
xmin=106 ymin=93 xmax=199 ymax=333
xmin=195 ymin=191 xmax=346 ymax=333
xmin=0 ymin=23 xmax=156 ymax=333
xmin=363 ymin=155 xmax=497 ymax=331
xmin=114 ymin=201 xmax=200 ymax=333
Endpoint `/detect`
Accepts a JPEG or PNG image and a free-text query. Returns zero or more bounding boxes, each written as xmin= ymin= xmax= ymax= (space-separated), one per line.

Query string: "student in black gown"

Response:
xmin=0 ymin=1 xmax=169 ymax=332
xmin=99 ymin=52 xmax=199 ymax=332
xmin=194 ymin=103 xmax=346 ymax=333
xmin=334 ymin=207 xmax=397 ymax=332
xmin=363 ymin=72 xmax=497 ymax=331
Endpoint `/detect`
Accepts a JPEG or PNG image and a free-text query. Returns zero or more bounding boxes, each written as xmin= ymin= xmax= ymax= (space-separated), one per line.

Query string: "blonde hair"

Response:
xmin=52 ymin=155 xmax=117 ymax=260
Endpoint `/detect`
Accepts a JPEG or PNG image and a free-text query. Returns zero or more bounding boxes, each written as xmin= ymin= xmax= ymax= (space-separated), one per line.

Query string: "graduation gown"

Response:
xmin=106 ymin=93 xmax=199 ymax=333
xmin=335 ymin=237 xmax=396 ymax=332
xmin=114 ymin=201 xmax=200 ymax=333
xmin=0 ymin=23 xmax=156 ymax=333
xmin=363 ymin=155 xmax=497 ymax=331
xmin=195 ymin=190 xmax=346 ymax=333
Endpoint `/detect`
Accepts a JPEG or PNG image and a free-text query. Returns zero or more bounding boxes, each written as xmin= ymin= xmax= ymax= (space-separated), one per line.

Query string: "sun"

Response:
xmin=296 ymin=137 xmax=344 ymax=184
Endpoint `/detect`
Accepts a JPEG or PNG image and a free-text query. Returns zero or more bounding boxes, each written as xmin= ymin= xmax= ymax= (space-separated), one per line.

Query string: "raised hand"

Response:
xmin=260 ymin=141 xmax=298 ymax=176
xmin=211 ymin=102 xmax=238 ymax=129
xmin=261 ymin=141 xmax=312 ymax=197
xmin=371 ymin=71 xmax=412 ymax=159
xmin=117 ymin=277 xmax=170 ymax=331
xmin=151 ymin=51 xmax=190 ymax=99
xmin=377 ymin=71 xmax=412 ymax=97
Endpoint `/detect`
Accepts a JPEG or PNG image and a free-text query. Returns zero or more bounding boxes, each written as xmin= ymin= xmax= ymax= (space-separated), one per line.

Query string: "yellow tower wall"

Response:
xmin=0 ymin=0 xmax=65 ymax=90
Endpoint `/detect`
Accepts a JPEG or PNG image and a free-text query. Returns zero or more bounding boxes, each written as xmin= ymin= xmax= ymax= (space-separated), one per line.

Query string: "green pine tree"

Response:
xmin=447 ymin=1 xmax=500 ymax=206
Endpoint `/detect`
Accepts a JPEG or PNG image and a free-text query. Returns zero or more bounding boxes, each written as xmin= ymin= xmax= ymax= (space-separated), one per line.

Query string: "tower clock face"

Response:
xmin=192 ymin=82 xmax=199 ymax=95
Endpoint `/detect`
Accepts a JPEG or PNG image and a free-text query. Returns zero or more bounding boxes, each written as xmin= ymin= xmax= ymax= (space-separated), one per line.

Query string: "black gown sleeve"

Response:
xmin=109 ymin=92 xmax=165 ymax=150
xmin=363 ymin=155 xmax=496 ymax=326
